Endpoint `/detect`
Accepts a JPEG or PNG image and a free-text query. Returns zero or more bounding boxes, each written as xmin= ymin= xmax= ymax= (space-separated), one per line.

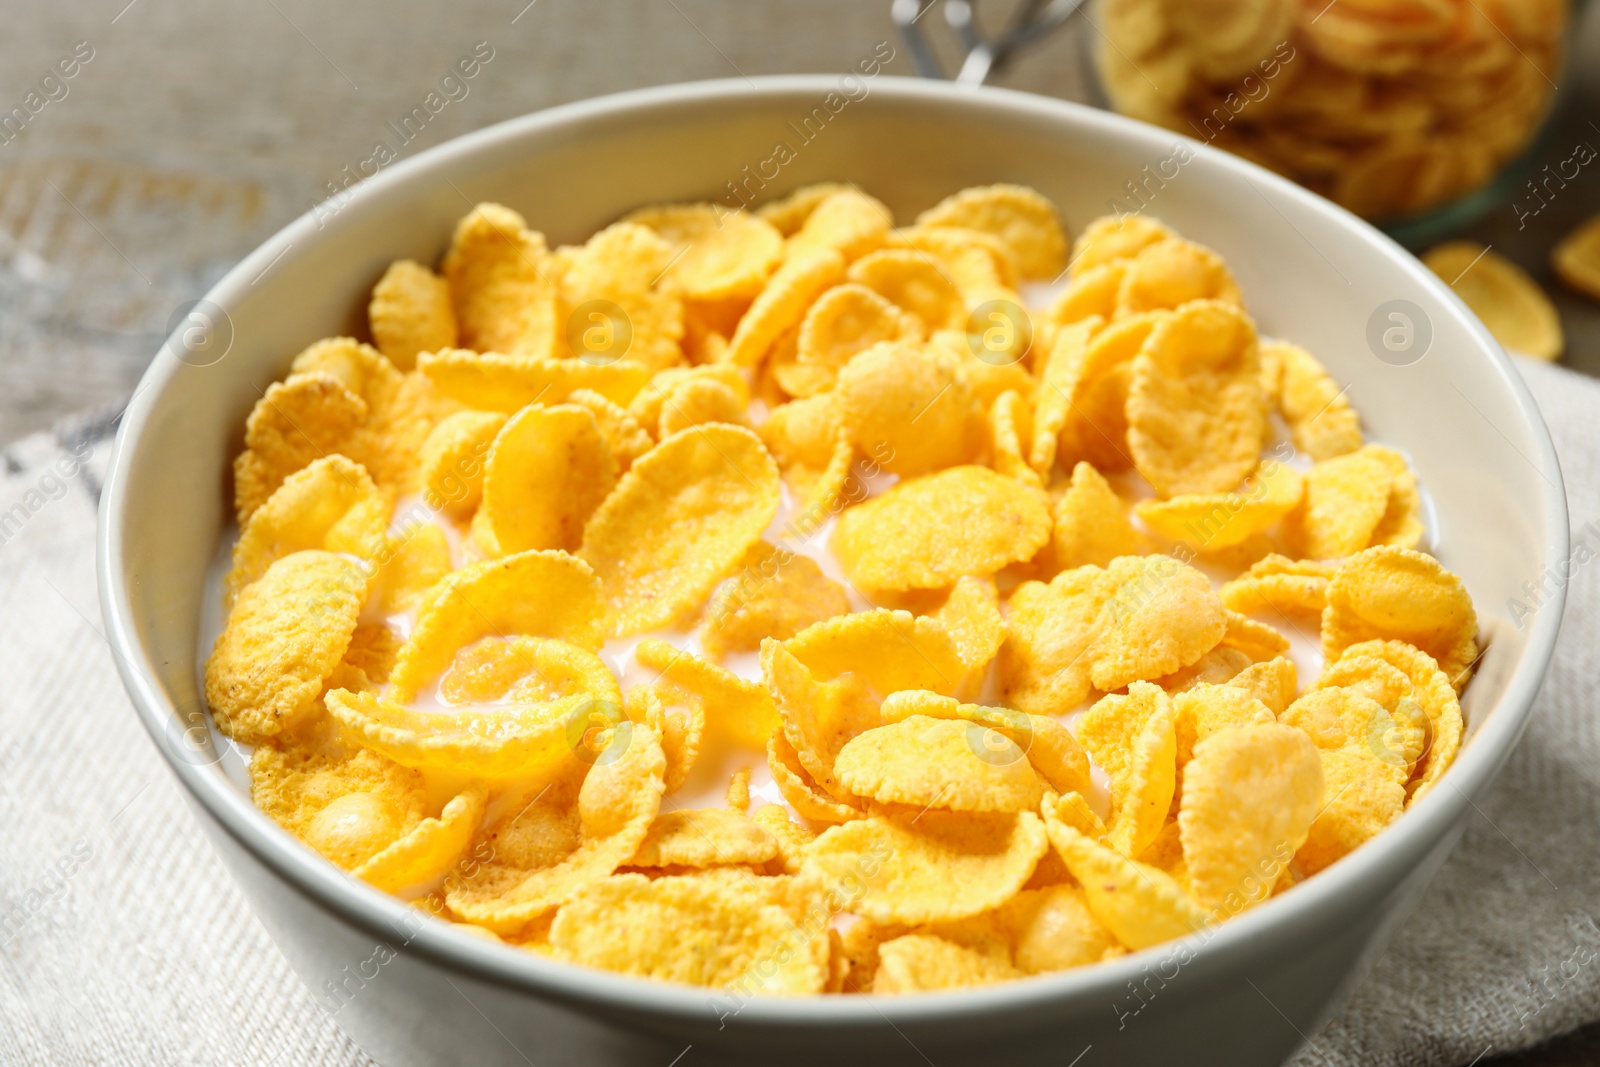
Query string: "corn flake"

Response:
xmin=1127 ymin=300 xmax=1266 ymax=498
xmin=1269 ymin=341 xmax=1363 ymax=461
xmin=440 ymin=203 xmax=560 ymax=358
xmin=356 ymin=784 xmax=487 ymax=893
xmin=832 ymin=466 xmax=1051 ymax=592
xmin=847 ymin=249 xmax=965 ymax=334
xmin=1089 ymin=555 xmax=1228 ymax=691
xmin=701 ymin=542 xmax=851 ymax=663
xmin=1221 ymin=555 xmax=1334 ymax=617
xmin=624 ymin=203 xmax=783 ymax=303
xmin=368 ymin=259 xmax=457 ymax=371
xmin=446 ymin=722 xmax=665 ymax=933
xmin=1178 ymin=723 xmax=1323 ymax=914
xmin=1135 ymin=459 xmax=1304 ymax=550
xmin=1041 ymin=804 xmax=1207 ymax=950
xmin=550 ymin=871 xmax=829 ymax=993
xmin=834 ymin=715 xmax=1045 ymax=813
xmin=474 ymin=404 xmax=616 ymax=556
xmin=232 ymin=372 xmax=368 ymax=525
xmin=873 ymin=933 xmax=1022 ymax=993
xmin=579 ymin=423 xmax=779 ymax=636
xmin=1054 ymin=461 xmax=1151 ymax=568
xmin=419 ymin=348 xmax=651 ymax=410
xmin=1323 ymin=546 xmax=1478 ymax=691
xmin=388 ymin=550 xmax=605 ymax=702
xmin=835 ymin=341 xmax=982 ymax=478
xmin=793 ymin=283 xmax=921 ymax=396
xmin=915 ymin=184 xmax=1067 ymax=281
xmin=205 ymin=551 xmax=368 ymax=744
xmin=631 ymin=808 xmax=779 ymax=868
xmin=802 ymin=810 xmax=1047 ymax=925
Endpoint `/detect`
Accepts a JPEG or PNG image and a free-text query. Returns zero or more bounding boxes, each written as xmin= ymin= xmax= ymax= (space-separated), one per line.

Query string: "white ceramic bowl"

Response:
xmin=98 ymin=76 xmax=1567 ymax=1067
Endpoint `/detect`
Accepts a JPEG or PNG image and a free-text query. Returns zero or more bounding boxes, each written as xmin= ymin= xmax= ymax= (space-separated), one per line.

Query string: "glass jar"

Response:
xmin=1090 ymin=0 xmax=1573 ymax=241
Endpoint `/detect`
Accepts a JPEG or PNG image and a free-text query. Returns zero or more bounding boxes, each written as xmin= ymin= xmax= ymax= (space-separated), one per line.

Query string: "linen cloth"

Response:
xmin=0 ymin=356 xmax=1596 ymax=1067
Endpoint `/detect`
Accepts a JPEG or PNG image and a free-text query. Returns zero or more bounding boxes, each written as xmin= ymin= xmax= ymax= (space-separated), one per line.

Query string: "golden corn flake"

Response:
xmin=579 ymin=423 xmax=779 ymax=636
xmin=1031 ymin=316 xmax=1099 ymax=475
xmin=440 ymin=202 xmax=560 ymax=358
xmin=792 ymin=283 xmax=921 ymax=397
xmin=834 ymin=715 xmax=1045 ymax=814
xmin=764 ymin=638 xmax=882 ymax=802
xmin=388 ymin=549 xmax=605 ymax=702
xmin=1155 ymin=645 xmax=1252 ymax=695
xmin=1423 ymin=241 xmax=1563 ymax=361
xmin=371 ymin=523 xmax=452 ymax=617
xmin=847 ymin=249 xmax=965 ymax=334
xmin=1178 ymin=723 xmax=1323 ymax=914
xmin=1290 ymin=445 xmax=1407 ymax=560
xmin=915 ymin=184 xmax=1067 ymax=281
xmin=446 ymin=722 xmax=665 ymax=933
xmin=892 ymin=225 xmax=1020 ymax=293
xmin=873 ymin=933 xmax=1022 ymax=994
xmin=232 ymin=372 xmax=368 ymax=525
xmin=626 ymin=682 xmax=704 ymax=795
xmin=725 ymin=250 xmax=847 ymax=368
xmin=1323 ymin=546 xmax=1478 ymax=692
xmin=784 ymin=188 xmax=893 ymax=264
xmin=624 ymin=203 xmax=783 ymax=302
xmin=251 ymin=729 xmax=426 ymax=872
xmin=1221 ymin=554 xmax=1334 ymax=618
xmin=630 ymin=808 xmax=779 ymax=868
xmin=342 ymin=623 xmax=402 ymax=688
xmin=1077 ymin=681 xmax=1177 ymax=856
xmin=419 ymin=348 xmax=651 ymax=411
xmin=757 ymin=182 xmax=855 ymax=236
xmin=1227 ymin=656 xmax=1298 ymax=716
xmin=999 ymin=565 xmax=1115 ymax=715
xmin=1172 ymin=683 xmax=1277 ymax=769
xmin=1053 ymin=462 xmax=1148 ymax=569
xmin=561 ymin=221 xmax=685 ymax=371
xmin=701 ymin=542 xmax=850 ymax=663
xmin=1295 ymin=747 xmax=1405 ymax=876
xmin=565 ymin=389 xmax=654 ymax=473
xmin=1333 ymin=639 xmax=1463 ymax=803
xmin=368 ymin=258 xmax=457 ymax=371
xmin=550 ymin=872 xmax=829 ymax=993
xmin=1135 ymin=459 xmax=1303 ymax=551
xmin=1060 ymin=312 xmax=1163 ymax=473
xmin=1221 ymin=611 xmax=1291 ymax=662
xmin=629 ymin=365 xmax=750 ymax=437
xmin=878 ymin=690 xmax=1092 ymax=799
xmin=226 ymin=455 xmax=387 ymax=607
xmin=783 ymin=608 xmax=966 ymax=699
xmin=1089 ymin=554 xmax=1228 ymax=692
xmin=835 ymin=341 xmax=982 ymax=478
xmin=1127 ymin=300 xmax=1266 ymax=498
xmin=1010 ymin=883 xmax=1124 ymax=973
xmin=326 ymin=686 xmax=589 ymax=780
xmin=205 ymin=551 xmax=368 ymax=744
xmin=750 ymin=804 xmax=815 ymax=874
xmin=1268 ymin=341 xmax=1363 ymax=461
xmin=657 ymin=376 xmax=750 ymax=438
xmin=801 ymin=810 xmax=1047 ymax=925
xmin=989 ymin=390 xmax=1041 ymax=490
xmin=1046 ymin=261 xmax=1124 ymax=328
xmin=931 ymin=575 xmax=1005 ymax=680
xmin=356 ymin=785 xmax=487 ymax=893
xmin=1553 ymin=212 xmax=1600 ymax=301
xmin=475 ymin=403 xmax=616 ymax=556
xmin=418 ymin=410 xmax=503 ymax=515
xmin=832 ymin=466 xmax=1051 ymax=592
xmin=635 ymin=638 xmax=779 ymax=751
xmin=766 ymin=730 xmax=865 ymax=824
xmin=1041 ymin=806 xmax=1207 ymax=950
xmin=1068 ymin=214 xmax=1175 ymax=278
xmin=1115 ymin=238 xmax=1243 ymax=316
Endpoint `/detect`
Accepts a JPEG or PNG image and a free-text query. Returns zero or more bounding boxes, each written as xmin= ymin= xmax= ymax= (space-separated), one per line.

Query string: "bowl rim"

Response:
xmin=97 ymin=74 xmax=1569 ymax=1030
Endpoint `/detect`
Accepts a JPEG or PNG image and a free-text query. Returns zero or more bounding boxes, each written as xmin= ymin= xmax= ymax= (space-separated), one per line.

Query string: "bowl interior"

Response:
xmin=101 ymin=76 xmax=1566 ymax=1021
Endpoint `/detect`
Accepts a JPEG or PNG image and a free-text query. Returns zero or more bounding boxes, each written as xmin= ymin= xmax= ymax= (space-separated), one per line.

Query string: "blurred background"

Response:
xmin=1 ymin=0 xmax=1596 ymax=447
xmin=1 ymin=3 xmax=1598 ymax=1064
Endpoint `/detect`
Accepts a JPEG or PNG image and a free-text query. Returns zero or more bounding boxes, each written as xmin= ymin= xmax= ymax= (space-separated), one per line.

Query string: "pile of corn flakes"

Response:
xmin=1096 ymin=0 xmax=1567 ymax=222
xmin=204 ymin=181 xmax=1480 ymax=996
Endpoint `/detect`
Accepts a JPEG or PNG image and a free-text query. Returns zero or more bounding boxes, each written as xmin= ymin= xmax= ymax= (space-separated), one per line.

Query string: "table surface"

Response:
xmin=1 ymin=2 xmax=1596 ymax=1064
